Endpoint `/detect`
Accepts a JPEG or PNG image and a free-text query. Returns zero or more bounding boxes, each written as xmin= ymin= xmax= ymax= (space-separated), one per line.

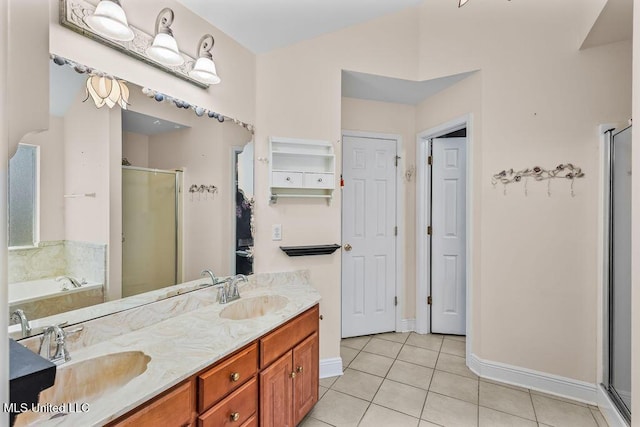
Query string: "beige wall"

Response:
xmin=21 ymin=116 xmax=65 ymax=242
xmin=417 ymin=0 xmax=631 ymax=381
xmin=255 ymin=1 xmax=631 ymax=379
xmin=341 ymin=97 xmax=417 ymax=319
xmin=63 ymin=91 xmax=113 ymax=244
xmin=122 ymin=132 xmax=149 ymax=168
xmin=255 ymin=8 xmax=421 ymax=360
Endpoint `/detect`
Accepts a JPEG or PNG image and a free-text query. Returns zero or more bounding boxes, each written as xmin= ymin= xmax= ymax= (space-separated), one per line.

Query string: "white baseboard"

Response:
xmin=597 ymin=385 xmax=629 ymax=427
xmin=468 ymin=353 xmax=598 ymax=405
xmin=397 ymin=318 xmax=416 ymax=332
xmin=320 ymin=357 xmax=343 ymax=379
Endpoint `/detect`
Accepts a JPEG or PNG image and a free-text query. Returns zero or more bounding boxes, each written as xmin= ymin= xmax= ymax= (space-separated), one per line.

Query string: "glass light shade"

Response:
xmin=458 ymin=0 xmax=470 ymax=6
xmin=146 ymin=33 xmax=184 ymax=66
xmin=189 ymin=57 xmax=221 ymax=84
xmin=85 ymin=0 xmax=134 ymax=41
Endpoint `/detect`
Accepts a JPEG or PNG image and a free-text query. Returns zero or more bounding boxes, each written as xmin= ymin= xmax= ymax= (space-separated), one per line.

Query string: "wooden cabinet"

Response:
xmin=198 ymin=378 xmax=258 ymax=427
xmin=108 ymin=305 xmax=319 ymax=427
xmin=108 ymin=379 xmax=196 ymax=427
xmin=260 ymin=308 xmax=319 ymax=427
xmin=198 ymin=343 xmax=258 ymax=413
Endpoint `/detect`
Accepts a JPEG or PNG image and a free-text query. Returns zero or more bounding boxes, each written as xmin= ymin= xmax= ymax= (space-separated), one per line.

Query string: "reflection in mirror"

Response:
xmin=234 ymin=141 xmax=254 ymax=275
xmin=8 ymin=59 xmax=254 ymax=338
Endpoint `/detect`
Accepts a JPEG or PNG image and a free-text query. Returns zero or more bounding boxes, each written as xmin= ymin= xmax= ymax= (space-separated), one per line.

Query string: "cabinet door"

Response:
xmin=260 ymin=351 xmax=294 ymax=427
xmin=109 ymin=379 xmax=195 ymax=427
xmin=292 ymin=332 xmax=319 ymax=425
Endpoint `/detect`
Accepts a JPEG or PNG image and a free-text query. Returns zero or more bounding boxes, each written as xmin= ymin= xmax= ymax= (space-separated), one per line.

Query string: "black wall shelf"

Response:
xmin=280 ymin=244 xmax=340 ymax=257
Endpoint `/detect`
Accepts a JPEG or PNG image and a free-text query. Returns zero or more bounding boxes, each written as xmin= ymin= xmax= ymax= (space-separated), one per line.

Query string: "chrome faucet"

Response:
xmin=39 ymin=324 xmax=83 ymax=365
xmin=55 ymin=275 xmax=85 ymax=289
xmin=228 ymin=274 xmax=247 ymax=300
xmin=200 ymin=269 xmax=218 ymax=286
xmin=10 ymin=309 xmax=31 ymax=337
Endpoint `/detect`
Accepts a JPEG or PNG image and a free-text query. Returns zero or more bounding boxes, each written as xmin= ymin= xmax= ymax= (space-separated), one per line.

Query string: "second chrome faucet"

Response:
xmin=200 ymin=269 xmax=246 ymax=304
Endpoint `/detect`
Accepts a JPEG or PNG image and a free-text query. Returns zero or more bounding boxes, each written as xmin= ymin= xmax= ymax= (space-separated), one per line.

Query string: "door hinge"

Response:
xmin=427 ymin=226 xmax=432 ymax=236
xmin=394 ymin=296 xmax=398 ymax=306
xmin=427 ymin=155 xmax=433 ymax=166
xmin=427 ymin=296 xmax=432 ymax=305
xmin=394 ymin=226 xmax=398 ymax=236
xmin=395 ymin=155 xmax=401 ymax=167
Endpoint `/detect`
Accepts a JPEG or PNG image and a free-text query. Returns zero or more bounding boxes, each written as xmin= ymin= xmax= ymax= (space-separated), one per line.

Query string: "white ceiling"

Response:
xmin=122 ymin=110 xmax=189 ymax=136
xmin=342 ymin=70 xmax=476 ymax=105
xmin=176 ymin=0 xmax=423 ymax=54
xmin=581 ymin=0 xmax=633 ymax=50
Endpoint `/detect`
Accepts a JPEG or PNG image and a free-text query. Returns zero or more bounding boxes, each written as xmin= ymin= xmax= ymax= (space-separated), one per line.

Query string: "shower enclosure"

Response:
xmin=605 ymin=126 xmax=631 ymax=423
xmin=122 ymin=167 xmax=182 ymax=297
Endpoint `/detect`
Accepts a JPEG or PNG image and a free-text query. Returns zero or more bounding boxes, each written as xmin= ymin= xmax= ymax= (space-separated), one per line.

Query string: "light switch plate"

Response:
xmin=272 ymin=224 xmax=282 ymax=241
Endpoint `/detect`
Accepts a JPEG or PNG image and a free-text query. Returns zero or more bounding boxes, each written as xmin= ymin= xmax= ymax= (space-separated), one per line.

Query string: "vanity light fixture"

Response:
xmin=458 ymin=0 xmax=470 ymax=6
xmin=146 ymin=8 xmax=184 ymax=66
xmin=189 ymin=34 xmax=221 ymax=85
xmin=84 ymin=0 xmax=134 ymax=41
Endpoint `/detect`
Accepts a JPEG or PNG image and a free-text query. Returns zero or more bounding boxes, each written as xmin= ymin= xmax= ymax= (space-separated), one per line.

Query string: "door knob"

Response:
xmin=344 ymin=243 xmax=352 ymax=251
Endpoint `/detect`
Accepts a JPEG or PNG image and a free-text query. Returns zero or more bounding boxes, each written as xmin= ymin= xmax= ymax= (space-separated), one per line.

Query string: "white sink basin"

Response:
xmin=15 ymin=351 xmax=151 ymax=426
xmin=219 ymin=295 xmax=289 ymax=320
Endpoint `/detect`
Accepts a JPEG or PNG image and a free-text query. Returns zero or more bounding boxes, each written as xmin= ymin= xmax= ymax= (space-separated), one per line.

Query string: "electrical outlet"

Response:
xmin=272 ymin=224 xmax=282 ymax=241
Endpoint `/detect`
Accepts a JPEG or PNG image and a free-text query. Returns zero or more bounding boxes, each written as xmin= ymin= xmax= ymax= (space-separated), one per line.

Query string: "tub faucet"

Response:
xmin=10 ymin=309 xmax=31 ymax=337
xmin=200 ymin=269 xmax=218 ymax=286
xmin=39 ymin=324 xmax=83 ymax=365
xmin=55 ymin=275 xmax=85 ymax=289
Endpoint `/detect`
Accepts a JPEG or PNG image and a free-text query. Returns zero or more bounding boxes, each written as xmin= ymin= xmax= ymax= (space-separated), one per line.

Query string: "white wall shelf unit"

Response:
xmin=269 ymin=137 xmax=336 ymax=204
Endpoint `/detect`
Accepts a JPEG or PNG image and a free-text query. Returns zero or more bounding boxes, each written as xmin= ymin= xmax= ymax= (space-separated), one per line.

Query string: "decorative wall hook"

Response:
xmin=405 ymin=165 xmax=416 ymax=182
xmin=491 ymin=163 xmax=585 ymax=197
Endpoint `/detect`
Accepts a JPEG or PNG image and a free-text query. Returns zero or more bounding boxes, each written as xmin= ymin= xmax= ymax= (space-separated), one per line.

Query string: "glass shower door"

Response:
xmin=607 ymin=126 xmax=632 ymax=421
xmin=122 ymin=168 xmax=178 ymax=297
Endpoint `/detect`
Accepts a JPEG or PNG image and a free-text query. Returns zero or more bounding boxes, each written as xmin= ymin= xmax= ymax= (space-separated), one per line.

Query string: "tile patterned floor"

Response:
xmin=300 ymin=332 xmax=609 ymax=427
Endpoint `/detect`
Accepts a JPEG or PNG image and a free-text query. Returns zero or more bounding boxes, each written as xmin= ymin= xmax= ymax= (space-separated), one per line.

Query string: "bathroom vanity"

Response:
xmin=13 ymin=271 xmax=321 ymax=427
xmin=109 ymin=305 xmax=319 ymax=427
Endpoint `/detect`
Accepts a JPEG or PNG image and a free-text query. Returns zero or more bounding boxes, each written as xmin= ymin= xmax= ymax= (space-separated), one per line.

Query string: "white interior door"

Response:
xmin=342 ymin=135 xmax=397 ymax=338
xmin=431 ymin=137 xmax=466 ymax=335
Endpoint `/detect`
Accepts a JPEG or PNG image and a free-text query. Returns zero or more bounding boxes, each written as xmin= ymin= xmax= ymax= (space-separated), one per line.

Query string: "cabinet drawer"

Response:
xmin=240 ymin=415 xmax=257 ymax=427
xmin=272 ymin=171 xmax=303 ymax=187
xmin=198 ymin=343 xmax=258 ymax=412
xmin=260 ymin=305 xmax=319 ymax=368
xmin=110 ymin=379 xmax=194 ymax=427
xmin=198 ymin=378 xmax=258 ymax=427
xmin=304 ymin=173 xmax=334 ymax=189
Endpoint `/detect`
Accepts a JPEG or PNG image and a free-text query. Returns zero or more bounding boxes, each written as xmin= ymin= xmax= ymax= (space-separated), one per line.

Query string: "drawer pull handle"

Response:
xmin=286 ymin=177 xmax=291 ymax=182
xmin=290 ymin=371 xmax=297 ymax=378
xmin=230 ymin=412 xmax=240 ymax=422
xmin=296 ymin=366 xmax=304 ymax=373
xmin=230 ymin=372 xmax=240 ymax=382
xmin=318 ymin=178 xmax=323 ymax=183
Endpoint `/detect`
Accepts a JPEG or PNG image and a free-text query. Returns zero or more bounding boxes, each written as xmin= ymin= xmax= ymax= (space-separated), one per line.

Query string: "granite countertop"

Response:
xmin=16 ymin=270 xmax=321 ymax=426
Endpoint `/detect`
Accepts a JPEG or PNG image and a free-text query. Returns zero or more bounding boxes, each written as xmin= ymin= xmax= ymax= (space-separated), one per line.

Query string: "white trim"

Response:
xmin=230 ymin=146 xmax=244 ymax=275
xmin=397 ymin=318 xmax=416 ymax=332
xmin=341 ymin=130 xmax=405 ymax=336
xmin=468 ymin=353 xmax=598 ymax=405
xmin=319 ymin=357 xmax=343 ymax=379
xmin=598 ymin=385 xmax=630 ymax=427
xmin=415 ymin=114 xmax=474 ymax=362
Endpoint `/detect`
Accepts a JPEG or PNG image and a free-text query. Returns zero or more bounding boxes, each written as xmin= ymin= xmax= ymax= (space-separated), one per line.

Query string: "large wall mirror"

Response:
xmin=7 ymin=59 xmax=255 ymax=339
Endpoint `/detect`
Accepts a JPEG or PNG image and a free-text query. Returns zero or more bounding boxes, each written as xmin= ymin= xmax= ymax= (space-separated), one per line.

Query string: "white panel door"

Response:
xmin=431 ymin=138 xmax=466 ymax=335
xmin=342 ymin=135 xmax=397 ymax=338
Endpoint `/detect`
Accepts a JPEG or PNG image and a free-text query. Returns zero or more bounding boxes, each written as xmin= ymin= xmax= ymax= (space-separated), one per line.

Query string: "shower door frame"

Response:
xmin=122 ymin=166 xmax=183 ymax=290
xmin=603 ymin=126 xmax=632 ymax=424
